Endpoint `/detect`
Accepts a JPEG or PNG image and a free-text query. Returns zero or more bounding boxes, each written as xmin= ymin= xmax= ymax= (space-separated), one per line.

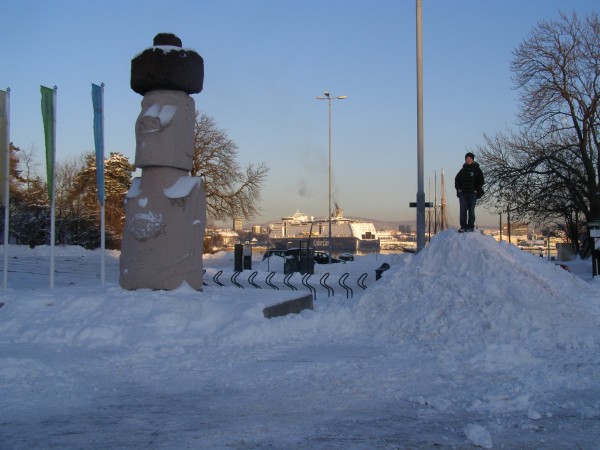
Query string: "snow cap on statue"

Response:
xmin=465 ymin=152 xmax=475 ymax=160
xmin=131 ymin=33 xmax=204 ymax=95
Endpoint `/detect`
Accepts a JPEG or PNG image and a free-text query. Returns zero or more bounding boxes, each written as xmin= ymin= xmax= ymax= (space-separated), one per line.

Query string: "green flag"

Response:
xmin=41 ymin=86 xmax=55 ymax=200
xmin=0 ymin=89 xmax=8 ymax=207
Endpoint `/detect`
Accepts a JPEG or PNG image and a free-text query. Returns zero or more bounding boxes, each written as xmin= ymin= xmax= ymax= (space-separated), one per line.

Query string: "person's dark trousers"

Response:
xmin=459 ymin=191 xmax=477 ymax=230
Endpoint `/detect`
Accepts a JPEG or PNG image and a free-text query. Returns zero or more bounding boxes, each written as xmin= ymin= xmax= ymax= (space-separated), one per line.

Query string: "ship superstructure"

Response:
xmin=268 ymin=207 xmax=380 ymax=253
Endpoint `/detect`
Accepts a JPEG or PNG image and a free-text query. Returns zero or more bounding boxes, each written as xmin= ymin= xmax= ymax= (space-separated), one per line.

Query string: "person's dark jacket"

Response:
xmin=455 ymin=162 xmax=484 ymax=198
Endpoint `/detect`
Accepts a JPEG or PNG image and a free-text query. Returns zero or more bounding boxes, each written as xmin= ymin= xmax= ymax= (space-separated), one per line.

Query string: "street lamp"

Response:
xmin=316 ymin=91 xmax=347 ymax=263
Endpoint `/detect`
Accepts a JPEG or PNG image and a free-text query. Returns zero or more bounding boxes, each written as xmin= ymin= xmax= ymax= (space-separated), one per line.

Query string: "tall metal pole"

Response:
xmin=317 ymin=92 xmax=347 ymax=263
xmin=2 ymin=88 xmax=10 ymax=289
xmin=100 ymin=83 xmax=106 ymax=286
xmin=416 ymin=0 xmax=426 ymax=252
xmin=327 ymin=94 xmax=332 ymax=264
xmin=50 ymin=86 xmax=57 ymax=289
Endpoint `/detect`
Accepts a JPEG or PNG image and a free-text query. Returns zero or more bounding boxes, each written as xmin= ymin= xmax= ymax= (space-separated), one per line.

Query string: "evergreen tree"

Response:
xmin=69 ymin=152 xmax=134 ymax=249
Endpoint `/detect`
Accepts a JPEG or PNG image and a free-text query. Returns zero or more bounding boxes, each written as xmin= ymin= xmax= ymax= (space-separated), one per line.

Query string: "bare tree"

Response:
xmin=2 ymin=144 xmax=50 ymax=246
xmin=56 ymin=154 xmax=86 ymax=218
xmin=191 ymin=112 xmax=269 ymax=222
xmin=478 ymin=11 xmax=600 ymax=245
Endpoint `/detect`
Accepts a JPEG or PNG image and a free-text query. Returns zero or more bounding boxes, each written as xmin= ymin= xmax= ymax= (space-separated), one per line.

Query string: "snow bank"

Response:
xmin=356 ymin=230 xmax=600 ymax=353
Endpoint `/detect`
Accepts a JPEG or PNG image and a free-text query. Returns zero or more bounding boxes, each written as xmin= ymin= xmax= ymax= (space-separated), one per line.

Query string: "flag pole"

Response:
xmin=41 ymin=85 xmax=57 ymax=288
xmin=100 ymin=83 xmax=105 ymax=285
xmin=50 ymin=86 xmax=57 ymax=288
xmin=2 ymin=88 xmax=10 ymax=289
xmin=92 ymin=82 xmax=106 ymax=285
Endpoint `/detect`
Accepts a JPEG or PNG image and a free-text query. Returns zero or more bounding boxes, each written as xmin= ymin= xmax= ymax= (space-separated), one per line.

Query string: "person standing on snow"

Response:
xmin=455 ymin=152 xmax=484 ymax=232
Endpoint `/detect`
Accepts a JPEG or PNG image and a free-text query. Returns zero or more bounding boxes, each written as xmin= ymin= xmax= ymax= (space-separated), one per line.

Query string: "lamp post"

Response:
xmin=316 ymin=91 xmax=347 ymax=263
xmin=416 ymin=0 xmax=426 ymax=252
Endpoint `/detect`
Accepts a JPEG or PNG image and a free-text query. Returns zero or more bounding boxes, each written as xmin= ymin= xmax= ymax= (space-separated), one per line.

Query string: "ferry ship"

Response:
xmin=267 ymin=208 xmax=380 ymax=253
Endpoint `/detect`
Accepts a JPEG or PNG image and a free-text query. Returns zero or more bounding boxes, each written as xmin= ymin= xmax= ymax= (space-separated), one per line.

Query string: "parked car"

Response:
xmin=262 ymin=248 xmax=341 ymax=264
xmin=313 ymin=251 xmax=341 ymax=264
xmin=262 ymin=249 xmax=287 ymax=260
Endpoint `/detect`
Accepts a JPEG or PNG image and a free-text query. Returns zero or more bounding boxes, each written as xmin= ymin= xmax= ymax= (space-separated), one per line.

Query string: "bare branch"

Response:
xmin=192 ymin=112 xmax=269 ymax=222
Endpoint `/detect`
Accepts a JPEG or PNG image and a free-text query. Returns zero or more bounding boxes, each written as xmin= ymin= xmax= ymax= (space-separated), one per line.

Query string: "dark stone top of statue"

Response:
xmin=131 ymin=33 xmax=204 ymax=95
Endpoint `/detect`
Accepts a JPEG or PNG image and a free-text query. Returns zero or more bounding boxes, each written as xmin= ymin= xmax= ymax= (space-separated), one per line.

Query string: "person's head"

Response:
xmin=465 ymin=152 xmax=475 ymax=165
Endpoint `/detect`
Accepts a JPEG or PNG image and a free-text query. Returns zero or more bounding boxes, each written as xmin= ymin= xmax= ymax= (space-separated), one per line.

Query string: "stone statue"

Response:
xmin=119 ymin=33 xmax=206 ymax=290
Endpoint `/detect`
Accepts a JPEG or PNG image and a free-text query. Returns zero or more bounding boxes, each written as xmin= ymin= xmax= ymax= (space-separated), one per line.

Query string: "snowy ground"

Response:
xmin=0 ymin=230 xmax=599 ymax=449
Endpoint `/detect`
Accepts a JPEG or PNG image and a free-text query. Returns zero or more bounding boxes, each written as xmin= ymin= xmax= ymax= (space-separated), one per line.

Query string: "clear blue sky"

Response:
xmin=2 ymin=0 xmax=598 ymax=227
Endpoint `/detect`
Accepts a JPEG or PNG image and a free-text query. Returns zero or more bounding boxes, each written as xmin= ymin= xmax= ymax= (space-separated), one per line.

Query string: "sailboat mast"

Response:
xmin=434 ymin=171 xmax=438 ymax=235
xmin=440 ymin=170 xmax=447 ymax=230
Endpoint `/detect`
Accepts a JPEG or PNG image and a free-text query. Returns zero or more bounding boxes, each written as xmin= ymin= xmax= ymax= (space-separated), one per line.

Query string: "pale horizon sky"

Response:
xmin=2 ymin=0 xmax=598 ymax=228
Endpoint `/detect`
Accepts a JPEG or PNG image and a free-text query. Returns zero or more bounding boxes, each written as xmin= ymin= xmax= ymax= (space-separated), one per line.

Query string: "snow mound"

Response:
xmin=356 ymin=229 xmax=600 ymax=354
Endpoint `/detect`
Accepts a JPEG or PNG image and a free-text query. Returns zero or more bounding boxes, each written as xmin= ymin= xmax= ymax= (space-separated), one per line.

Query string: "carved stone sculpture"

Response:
xmin=120 ymin=33 xmax=205 ymax=290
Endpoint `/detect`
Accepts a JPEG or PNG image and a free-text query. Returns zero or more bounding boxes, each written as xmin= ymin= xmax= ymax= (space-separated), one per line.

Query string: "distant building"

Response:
xmin=204 ymin=228 xmax=241 ymax=251
xmin=503 ymin=222 xmax=529 ymax=237
xmin=233 ymin=218 xmax=243 ymax=232
xmin=399 ymin=224 xmax=413 ymax=234
xmin=252 ymin=225 xmax=263 ymax=235
xmin=219 ymin=229 xmax=240 ymax=247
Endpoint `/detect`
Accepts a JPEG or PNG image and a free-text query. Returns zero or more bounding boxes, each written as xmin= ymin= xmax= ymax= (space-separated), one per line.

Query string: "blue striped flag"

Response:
xmin=92 ymin=83 xmax=104 ymax=206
